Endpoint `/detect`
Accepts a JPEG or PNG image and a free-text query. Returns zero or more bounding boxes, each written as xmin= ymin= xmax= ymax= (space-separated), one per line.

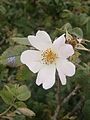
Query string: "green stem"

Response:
xmin=0 ymin=105 xmax=12 ymax=116
xmin=52 ymin=73 xmax=61 ymax=120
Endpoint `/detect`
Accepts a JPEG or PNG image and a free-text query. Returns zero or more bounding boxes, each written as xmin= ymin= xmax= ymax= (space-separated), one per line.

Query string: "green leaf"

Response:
xmin=0 ymin=45 xmax=28 ymax=67
xmin=0 ymin=68 xmax=8 ymax=81
xmin=61 ymin=10 xmax=73 ymax=19
xmin=83 ymin=100 xmax=90 ymax=120
xmin=79 ymin=14 xmax=90 ymax=25
xmin=14 ymin=114 xmax=26 ymax=120
xmin=40 ymin=0 xmax=51 ymax=4
xmin=5 ymin=84 xmax=19 ymax=97
xmin=60 ymin=23 xmax=72 ymax=32
xmin=86 ymin=19 xmax=90 ymax=38
xmin=0 ymin=88 xmax=14 ymax=105
xmin=16 ymin=85 xmax=31 ymax=101
xmin=15 ymin=102 xmax=27 ymax=108
xmin=73 ymin=64 xmax=90 ymax=99
xmin=54 ymin=0 xmax=59 ymax=4
xmin=0 ymin=45 xmax=27 ymax=58
xmin=70 ymin=27 xmax=83 ymax=38
xmin=0 ymin=5 xmax=6 ymax=14
xmin=16 ymin=65 xmax=32 ymax=81
xmin=12 ymin=37 xmax=30 ymax=46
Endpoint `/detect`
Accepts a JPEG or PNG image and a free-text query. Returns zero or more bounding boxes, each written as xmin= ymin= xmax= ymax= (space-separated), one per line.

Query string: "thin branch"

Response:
xmin=0 ymin=106 xmax=12 ymax=116
xmin=0 ymin=39 xmax=5 ymax=46
xmin=0 ymin=115 xmax=13 ymax=120
xmin=68 ymin=96 xmax=85 ymax=116
xmin=51 ymin=73 xmax=61 ymax=120
xmin=61 ymin=84 xmax=81 ymax=106
xmin=51 ymin=83 xmax=81 ymax=120
xmin=62 ymin=96 xmax=85 ymax=120
xmin=0 ymin=98 xmax=16 ymax=116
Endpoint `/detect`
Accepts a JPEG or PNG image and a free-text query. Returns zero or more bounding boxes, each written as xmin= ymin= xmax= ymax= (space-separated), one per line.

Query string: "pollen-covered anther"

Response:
xmin=66 ymin=39 xmax=78 ymax=48
xmin=65 ymin=33 xmax=79 ymax=48
xmin=41 ymin=48 xmax=58 ymax=64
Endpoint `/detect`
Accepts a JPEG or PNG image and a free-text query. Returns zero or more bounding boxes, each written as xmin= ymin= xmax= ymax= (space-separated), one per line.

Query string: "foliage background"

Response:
xmin=0 ymin=0 xmax=90 ymax=120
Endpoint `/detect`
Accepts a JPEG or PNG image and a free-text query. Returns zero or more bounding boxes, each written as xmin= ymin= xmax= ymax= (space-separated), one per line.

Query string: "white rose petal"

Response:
xmin=61 ymin=60 xmax=75 ymax=77
xmin=20 ymin=50 xmax=43 ymax=73
xmin=59 ymin=44 xmax=74 ymax=59
xmin=53 ymin=34 xmax=65 ymax=49
xmin=28 ymin=31 xmax=52 ymax=51
xmin=36 ymin=64 xmax=55 ymax=90
xmin=57 ymin=70 xmax=66 ymax=85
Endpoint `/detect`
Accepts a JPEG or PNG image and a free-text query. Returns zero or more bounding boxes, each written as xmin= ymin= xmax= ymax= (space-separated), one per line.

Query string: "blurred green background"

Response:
xmin=0 ymin=0 xmax=90 ymax=120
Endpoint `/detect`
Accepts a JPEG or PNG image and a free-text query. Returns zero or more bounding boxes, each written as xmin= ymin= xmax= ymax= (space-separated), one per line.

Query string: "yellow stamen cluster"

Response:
xmin=41 ymin=48 xmax=57 ymax=64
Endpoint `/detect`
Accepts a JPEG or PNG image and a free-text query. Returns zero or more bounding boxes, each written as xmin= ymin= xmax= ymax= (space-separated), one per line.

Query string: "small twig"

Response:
xmin=52 ymin=73 xmax=61 ymax=120
xmin=0 ymin=98 xmax=16 ymax=117
xmin=68 ymin=96 xmax=85 ymax=116
xmin=0 ymin=39 xmax=5 ymax=46
xmin=0 ymin=115 xmax=13 ymax=120
xmin=51 ymin=84 xmax=81 ymax=120
xmin=0 ymin=106 xmax=12 ymax=116
xmin=61 ymin=84 xmax=81 ymax=106
xmin=62 ymin=96 xmax=85 ymax=119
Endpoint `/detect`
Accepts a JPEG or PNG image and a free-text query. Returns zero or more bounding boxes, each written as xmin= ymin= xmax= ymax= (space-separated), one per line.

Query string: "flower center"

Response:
xmin=41 ymin=48 xmax=57 ymax=64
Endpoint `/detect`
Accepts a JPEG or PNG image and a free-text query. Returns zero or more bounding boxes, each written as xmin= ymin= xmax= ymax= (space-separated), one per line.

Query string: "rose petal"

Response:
xmin=28 ymin=30 xmax=52 ymax=50
xmin=58 ymin=44 xmax=74 ymax=59
xmin=56 ymin=59 xmax=75 ymax=77
xmin=61 ymin=60 xmax=75 ymax=76
xmin=56 ymin=63 xmax=67 ymax=85
xmin=20 ymin=50 xmax=42 ymax=73
xmin=53 ymin=34 xmax=65 ymax=49
xmin=36 ymin=64 xmax=56 ymax=89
